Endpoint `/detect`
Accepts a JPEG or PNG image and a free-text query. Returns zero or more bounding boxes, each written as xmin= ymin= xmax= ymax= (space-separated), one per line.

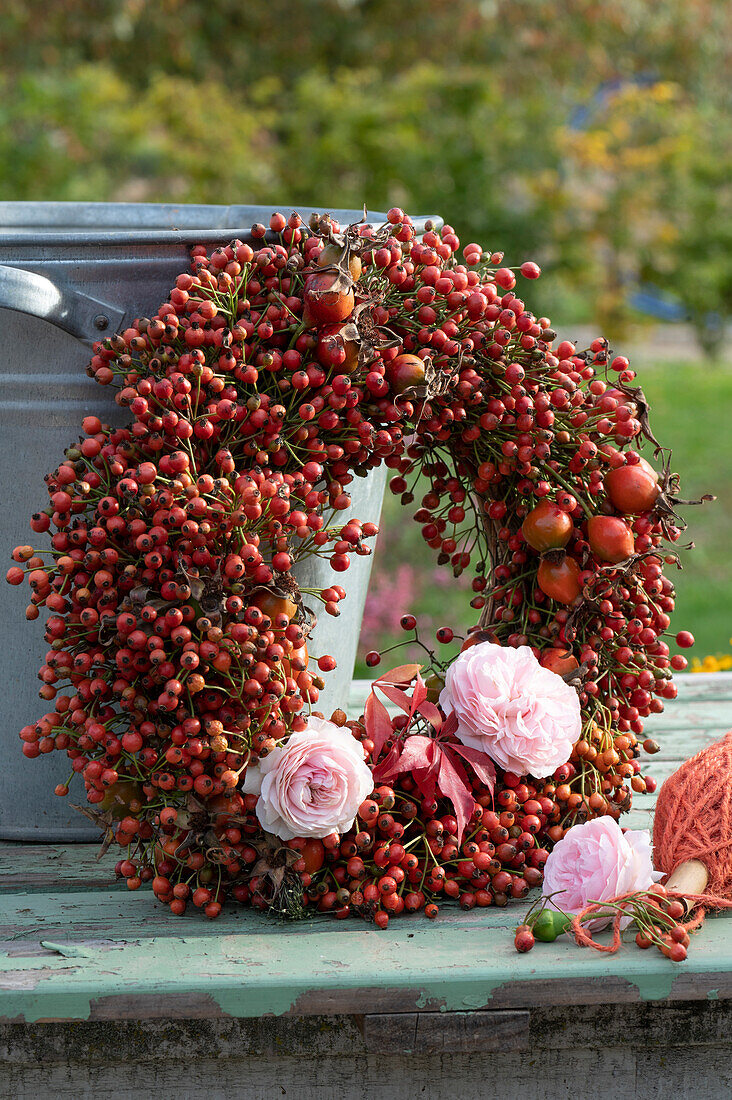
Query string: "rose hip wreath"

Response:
xmin=7 ymin=210 xmax=705 ymax=927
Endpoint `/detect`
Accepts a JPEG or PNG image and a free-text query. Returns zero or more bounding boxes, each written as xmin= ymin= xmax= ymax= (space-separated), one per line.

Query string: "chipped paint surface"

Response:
xmin=0 ymin=907 xmax=730 ymax=1022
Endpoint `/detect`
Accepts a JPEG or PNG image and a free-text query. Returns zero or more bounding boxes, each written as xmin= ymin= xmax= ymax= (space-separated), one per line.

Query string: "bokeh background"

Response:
xmin=3 ymin=0 xmax=730 ymax=673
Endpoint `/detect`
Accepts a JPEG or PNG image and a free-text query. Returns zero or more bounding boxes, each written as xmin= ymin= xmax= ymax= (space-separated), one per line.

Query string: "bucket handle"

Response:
xmin=0 ymin=264 xmax=126 ymax=346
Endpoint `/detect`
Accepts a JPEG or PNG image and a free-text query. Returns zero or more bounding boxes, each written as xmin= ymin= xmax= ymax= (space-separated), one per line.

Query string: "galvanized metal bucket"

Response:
xmin=0 ymin=202 xmax=438 ymax=840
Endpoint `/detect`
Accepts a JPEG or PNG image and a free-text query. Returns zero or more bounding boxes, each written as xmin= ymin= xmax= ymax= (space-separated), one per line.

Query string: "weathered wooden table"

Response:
xmin=1 ymin=673 xmax=731 ymax=1099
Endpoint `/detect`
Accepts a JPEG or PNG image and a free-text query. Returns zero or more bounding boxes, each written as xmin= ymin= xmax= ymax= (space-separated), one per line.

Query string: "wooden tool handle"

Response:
xmin=665 ymin=859 xmax=708 ymax=912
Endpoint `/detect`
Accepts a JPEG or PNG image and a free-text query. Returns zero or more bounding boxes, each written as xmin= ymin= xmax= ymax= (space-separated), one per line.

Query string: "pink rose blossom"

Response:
xmin=243 ymin=717 xmax=373 ymax=840
xmin=438 ymin=642 xmax=580 ymax=777
xmin=542 ymin=817 xmax=663 ymax=929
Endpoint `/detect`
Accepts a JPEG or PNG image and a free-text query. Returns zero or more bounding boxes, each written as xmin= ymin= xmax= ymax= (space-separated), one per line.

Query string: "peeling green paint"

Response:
xmin=622 ymin=968 xmax=677 ymax=1002
xmin=1 ymin=912 xmax=730 ymax=1023
xmin=0 ymin=888 xmax=730 ymax=1019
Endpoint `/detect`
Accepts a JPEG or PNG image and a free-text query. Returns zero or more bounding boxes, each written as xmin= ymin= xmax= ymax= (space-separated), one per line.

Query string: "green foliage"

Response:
xmin=0 ymin=0 xmax=729 ymax=340
xmin=639 ymin=361 xmax=732 ymax=662
xmin=274 ymin=63 xmax=558 ymax=258
xmin=0 ymin=65 xmax=273 ymax=202
xmin=642 ymin=110 xmax=732 ymax=359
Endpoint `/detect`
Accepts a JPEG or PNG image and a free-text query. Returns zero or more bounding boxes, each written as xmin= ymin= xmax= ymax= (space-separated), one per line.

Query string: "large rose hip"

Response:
xmin=542 ymin=817 xmax=662 ymax=929
xmin=243 ymin=717 xmax=373 ymax=840
xmin=438 ymin=642 xmax=580 ymax=776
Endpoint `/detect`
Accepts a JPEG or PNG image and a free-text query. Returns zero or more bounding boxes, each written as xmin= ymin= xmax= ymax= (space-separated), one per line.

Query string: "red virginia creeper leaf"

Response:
xmin=411 ymin=766 xmax=439 ymax=801
xmin=371 ymin=741 xmax=401 ymax=784
xmin=390 ymin=735 xmax=437 ymax=774
xmin=437 ymin=749 xmax=475 ymax=844
xmin=372 ymin=736 xmax=438 ymax=786
xmin=409 ymin=673 xmax=428 ymax=718
xmin=364 ymin=689 xmax=394 ymax=758
xmin=375 ymin=663 xmax=421 ymax=684
xmin=449 ymin=744 xmax=496 ymax=794
xmin=416 ymin=699 xmax=442 ymax=729
xmin=376 ymin=683 xmax=413 ymax=713
xmin=442 ymin=710 xmax=459 ymax=738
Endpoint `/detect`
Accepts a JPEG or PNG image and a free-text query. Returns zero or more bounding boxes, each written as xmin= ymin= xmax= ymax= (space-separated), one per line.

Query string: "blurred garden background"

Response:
xmin=2 ymin=0 xmax=730 ymax=672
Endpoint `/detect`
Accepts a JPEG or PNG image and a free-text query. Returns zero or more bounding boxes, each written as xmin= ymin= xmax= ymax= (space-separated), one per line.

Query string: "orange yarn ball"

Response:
xmin=653 ymin=731 xmax=732 ymax=897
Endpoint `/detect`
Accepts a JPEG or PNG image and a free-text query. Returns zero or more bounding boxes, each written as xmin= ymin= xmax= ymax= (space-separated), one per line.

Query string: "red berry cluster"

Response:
xmin=516 ymin=883 xmax=694 ymax=963
xmin=291 ymin=736 xmax=548 ymax=928
xmin=6 ymin=209 xmax=701 ymax=923
xmin=367 ymin=221 xmax=702 ymax=837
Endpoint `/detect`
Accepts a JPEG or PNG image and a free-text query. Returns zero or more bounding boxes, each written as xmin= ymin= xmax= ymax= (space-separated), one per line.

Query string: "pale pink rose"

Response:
xmin=542 ymin=817 xmax=663 ymax=929
xmin=242 ymin=717 xmax=373 ymax=841
xmin=438 ymin=642 xmax=580 ymax=777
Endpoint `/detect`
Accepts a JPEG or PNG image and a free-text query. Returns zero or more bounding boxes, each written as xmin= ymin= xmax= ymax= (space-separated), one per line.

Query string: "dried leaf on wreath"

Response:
xmin=308 ymin=263 xmax=355 ymax=297
xmin=300 ymin=602 xmax=318 ymax=634
xmin=250 ymin=838 xmax=303 ymax=912
xmin=613 ymin=380 xmax=665 ymax=454
xmin=338 ymin=321 xmax=360 ymax=344
xmin=560 ymin=660 xmax=594 ymax=690
xmin=72 ymin=803 xmax=108 ymax=828
xmin=423 ymin=356 xmax=454 ymax=400
xmin=71 ymin=804 xmax=116 ymax=859
xmin=349 ymin=299 xmax=402 ymax=367
xmin=128 ymin=584 xmax=152 ymax=607
xmin=97 ymin=616 xmax=119 ymax=646
xmin=179 ymin=573 xmax=205 ymax=602
xmin=248 ymin=576 xmax=302 ymax=608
